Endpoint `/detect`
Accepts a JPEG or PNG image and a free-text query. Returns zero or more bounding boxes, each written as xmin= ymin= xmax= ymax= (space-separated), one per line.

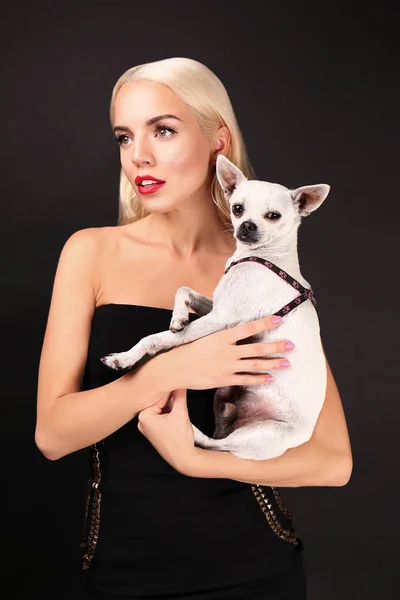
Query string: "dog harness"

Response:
xmin=224 ymin=256 xmax=316 ymax=318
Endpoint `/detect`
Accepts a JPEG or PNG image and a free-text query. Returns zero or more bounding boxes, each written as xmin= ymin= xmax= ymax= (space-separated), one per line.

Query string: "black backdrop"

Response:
xmin=2 ymin=1 xmax=398 ymax=598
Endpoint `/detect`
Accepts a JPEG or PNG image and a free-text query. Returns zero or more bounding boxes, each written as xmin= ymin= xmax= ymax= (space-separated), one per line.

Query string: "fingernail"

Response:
xmin=264 ymin=374 xmax=274 ymax=382
xmin=271 ymin=316 xmax=282 ymax=324
xmin=285 ymin=342 xmax=295 ymax=349
xmin=280 ymin=359 xmax=291 ymax=368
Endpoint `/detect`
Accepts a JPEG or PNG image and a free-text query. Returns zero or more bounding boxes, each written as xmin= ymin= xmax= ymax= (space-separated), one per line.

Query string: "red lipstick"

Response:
xmin=135 ymin=174 xmax=165 ymax=185
xmin=135 ymin=174 xmax=166 ymax=195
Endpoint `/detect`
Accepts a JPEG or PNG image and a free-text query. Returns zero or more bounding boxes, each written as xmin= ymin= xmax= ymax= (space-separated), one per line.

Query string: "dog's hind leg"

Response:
xmin=170 ymin=286 xmax=213 ymax=332
xmin=192 ymin=420 xmax=309 ymax=461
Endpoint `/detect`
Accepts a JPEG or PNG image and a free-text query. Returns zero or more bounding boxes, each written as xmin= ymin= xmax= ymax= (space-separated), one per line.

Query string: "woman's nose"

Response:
xmin=131 ymin=137 xmax=154 ymax=168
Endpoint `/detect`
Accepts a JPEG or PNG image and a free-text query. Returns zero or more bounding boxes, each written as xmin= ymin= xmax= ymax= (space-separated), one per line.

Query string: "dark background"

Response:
xmin=2 ymin=1 xmax=398 ymax=598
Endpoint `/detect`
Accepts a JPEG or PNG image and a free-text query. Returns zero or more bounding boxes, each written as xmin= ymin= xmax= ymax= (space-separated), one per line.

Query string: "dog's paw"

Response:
xmin=169 ymin=318 xmax=189 ymax=332
xmin=169 ymin=309 xmax=190 ymax=332
xmin=100 ymin=351 xmax=136 ymax=370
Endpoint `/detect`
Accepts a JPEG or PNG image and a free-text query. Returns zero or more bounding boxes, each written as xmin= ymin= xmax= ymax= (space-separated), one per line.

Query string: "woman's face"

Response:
xmin=113 ymin=81 xmax=215 ymax=211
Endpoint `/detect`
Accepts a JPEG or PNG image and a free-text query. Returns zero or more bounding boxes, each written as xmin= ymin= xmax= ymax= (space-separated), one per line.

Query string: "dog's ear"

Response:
xmin=290 ymin=184 xmax=330 ymax=217
xmin=215 ymin=155 xmax=247 ymax=199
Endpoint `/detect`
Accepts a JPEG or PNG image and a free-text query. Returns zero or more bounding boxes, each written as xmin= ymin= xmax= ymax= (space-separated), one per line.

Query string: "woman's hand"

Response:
xmin=137 ymin=316 xmax=295 ymax=474
xmin=152 ymin=315 xmax=295 ymax=393
xmin=137 ymin=388 xmax=200 ymax=475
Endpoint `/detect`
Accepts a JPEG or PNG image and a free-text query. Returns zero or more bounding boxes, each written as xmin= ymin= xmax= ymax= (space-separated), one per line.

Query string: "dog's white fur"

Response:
xmin=101 ymin=155 xmax=330 ymax=460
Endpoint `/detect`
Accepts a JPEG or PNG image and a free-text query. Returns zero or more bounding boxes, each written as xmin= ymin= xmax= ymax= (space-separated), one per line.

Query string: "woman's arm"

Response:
xmin=187 ymin=352 xmax=353 ymax=487
xmin=35 ymin=229 xmax=168 ymax=461
xmin=36 ymin=358 xmax=168 ymax=461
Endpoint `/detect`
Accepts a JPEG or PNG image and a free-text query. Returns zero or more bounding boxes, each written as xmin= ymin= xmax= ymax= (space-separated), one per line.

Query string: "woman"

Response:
xmin=35 ymin=57 xmax=352 ymax=599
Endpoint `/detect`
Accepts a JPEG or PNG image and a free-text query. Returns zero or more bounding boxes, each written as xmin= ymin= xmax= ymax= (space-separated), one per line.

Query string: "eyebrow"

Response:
xmin=113 ymin=114 xmax=183 ymax=133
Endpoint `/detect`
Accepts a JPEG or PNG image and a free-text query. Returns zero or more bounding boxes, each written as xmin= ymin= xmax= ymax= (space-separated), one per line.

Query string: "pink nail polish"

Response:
xmin=272 ymin=316 xmax=282 ymax=324
xmin=264 ymin=375 xmax=274 ymax=382
xmin=280 ymin=359 xmax=291 ymax=368
xmin=285 ymin=342 xmax=295 ymax=349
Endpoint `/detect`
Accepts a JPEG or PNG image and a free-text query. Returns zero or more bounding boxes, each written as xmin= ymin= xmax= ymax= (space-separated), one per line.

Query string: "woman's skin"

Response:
xmin=109 ymin=80 xmax=353 ymax=487
xmin=113 ymin=80 xmax=233 ymax=261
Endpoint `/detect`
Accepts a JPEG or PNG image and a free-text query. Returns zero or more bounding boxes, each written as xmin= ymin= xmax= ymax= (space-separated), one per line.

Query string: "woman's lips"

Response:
xmin=137 ymin=182 xmax=166 ymax=195
xmin=135 ymin=174 xmax=164 ymax=185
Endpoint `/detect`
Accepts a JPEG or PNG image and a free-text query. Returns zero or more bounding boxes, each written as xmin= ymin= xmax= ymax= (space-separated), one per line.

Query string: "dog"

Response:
xmin=100 ymin=155 xmax=330 ymax=460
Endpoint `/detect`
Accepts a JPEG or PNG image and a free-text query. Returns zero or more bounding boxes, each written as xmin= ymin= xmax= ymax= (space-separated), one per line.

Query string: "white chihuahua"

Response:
xmin=101 ymin=155 xmax=330 ymax=460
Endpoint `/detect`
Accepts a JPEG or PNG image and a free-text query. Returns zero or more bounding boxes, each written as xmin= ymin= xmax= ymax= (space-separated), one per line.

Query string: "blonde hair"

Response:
xmin=109 ymin=57 xmax=256 ymax=230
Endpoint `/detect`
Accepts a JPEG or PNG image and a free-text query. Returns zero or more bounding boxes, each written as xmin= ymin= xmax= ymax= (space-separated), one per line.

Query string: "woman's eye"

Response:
xmin=156 ymin=125 xmax=176 ymax=139
xmin=115 ymin=135 xmax=131 ymax=146
xmin=114 ymin=125 xmax=176 ymax=147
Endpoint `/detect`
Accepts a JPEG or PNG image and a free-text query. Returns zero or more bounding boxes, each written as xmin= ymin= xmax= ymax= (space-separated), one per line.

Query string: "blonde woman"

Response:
xmin=36 ymin=57 xmax=352 ymax=599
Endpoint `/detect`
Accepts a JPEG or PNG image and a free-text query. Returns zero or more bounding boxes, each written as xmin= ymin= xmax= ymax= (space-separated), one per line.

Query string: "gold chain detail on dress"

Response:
xmin=271 ymin=486 xmax=294 ymax=521
xmin=250 ymin=484 xmax=299 ymax=545
xmin=80 ymin=445 xmax=299 ymax=567
xmin=81 ymin=442 xmax=102 ymax=569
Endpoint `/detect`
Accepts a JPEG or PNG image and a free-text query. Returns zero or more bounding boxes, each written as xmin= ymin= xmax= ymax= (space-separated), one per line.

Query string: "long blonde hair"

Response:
xmin=109 ymin=57 xmax=256 ymax=230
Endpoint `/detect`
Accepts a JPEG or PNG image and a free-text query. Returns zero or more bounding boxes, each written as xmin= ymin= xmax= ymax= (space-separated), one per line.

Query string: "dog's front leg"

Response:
xmin=170 ymin=286 xmax=214 ymax=332
xmin=101 ymin=311 xmax=225 ymax=371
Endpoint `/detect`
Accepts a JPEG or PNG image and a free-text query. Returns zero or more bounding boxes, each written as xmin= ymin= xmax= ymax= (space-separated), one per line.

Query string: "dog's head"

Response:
xmin=216 ymin=155 xmax=330 ymax=249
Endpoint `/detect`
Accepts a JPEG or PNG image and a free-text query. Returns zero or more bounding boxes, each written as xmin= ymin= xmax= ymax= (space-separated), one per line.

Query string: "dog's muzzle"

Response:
xmin=237 ymin=220 xmax=259 ymax=244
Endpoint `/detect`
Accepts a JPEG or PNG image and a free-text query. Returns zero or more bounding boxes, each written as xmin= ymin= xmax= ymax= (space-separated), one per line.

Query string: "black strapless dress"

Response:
xmin=80 ymin=304 xmax=307 ymax=599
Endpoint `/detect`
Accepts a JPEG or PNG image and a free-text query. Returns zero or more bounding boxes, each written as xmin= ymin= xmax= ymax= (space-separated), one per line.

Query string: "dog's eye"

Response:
xmin=232 ymin=204 xmax=243 ymax=216
xmin=265 ymin=211 xmax=281 ymax=220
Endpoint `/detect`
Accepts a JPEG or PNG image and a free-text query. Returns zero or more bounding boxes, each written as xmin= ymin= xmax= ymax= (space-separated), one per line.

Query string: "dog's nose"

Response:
xmin=237 ymin=220 xmax=259 ymax=244
xmin=240 ymin=220 xmax=257 ymax=233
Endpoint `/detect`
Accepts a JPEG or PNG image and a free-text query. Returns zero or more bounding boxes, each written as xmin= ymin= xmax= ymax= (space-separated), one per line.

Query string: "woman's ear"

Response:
xmin=211 ymin=126 xmax=231 ymax=164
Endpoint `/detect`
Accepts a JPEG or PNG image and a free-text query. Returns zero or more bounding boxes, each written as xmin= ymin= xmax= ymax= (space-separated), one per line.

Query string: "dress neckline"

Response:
xmin=95 ymin=303 xmax=198 ymax=315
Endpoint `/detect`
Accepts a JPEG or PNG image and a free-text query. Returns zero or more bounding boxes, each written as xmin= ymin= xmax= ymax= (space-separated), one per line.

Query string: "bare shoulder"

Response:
xmin=63 ymin=225 xmax=119 ymax=256
xmin=60 ymin=224 xmax=141 ymax=301
xmin=93 ymin=220 xmax=154 ymax=306
xmin=81 ymin=221 xmax=147 ymax=257
xmin=60 ymin=226 xmax=103 ymax=265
